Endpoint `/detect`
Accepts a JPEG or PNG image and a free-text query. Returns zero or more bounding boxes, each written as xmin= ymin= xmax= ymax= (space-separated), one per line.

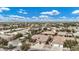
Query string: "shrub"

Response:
xmin=13 ymin=33 xmax=23 ymax=40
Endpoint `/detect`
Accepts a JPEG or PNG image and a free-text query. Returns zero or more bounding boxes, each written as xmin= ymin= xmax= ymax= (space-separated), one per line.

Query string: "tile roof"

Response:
xmin=52 ymin=36 xmax=65 ymax=45
xmin=31 ymin=34 xmax=49 ymax=42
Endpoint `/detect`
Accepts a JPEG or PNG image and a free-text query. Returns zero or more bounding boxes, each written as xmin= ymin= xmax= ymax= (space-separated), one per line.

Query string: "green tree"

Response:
xmin=45 ymin=36 xmax=52 ymax=44
xmin=21 ymin=43 xmax=31 ymax=51
xmin=71 ymin=45 xmax=79 ymax=51
xmin=0 ymin=37 xmax=8 ymax=46
xmin=14 ymin=33 xmax=23 ymax=39
xmin=63 ymin=40 xmax=78 ymax=50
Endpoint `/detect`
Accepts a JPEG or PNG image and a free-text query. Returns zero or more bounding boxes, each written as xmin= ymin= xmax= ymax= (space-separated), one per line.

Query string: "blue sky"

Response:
xmin=0 ymin=7 xmax=79 ymax=22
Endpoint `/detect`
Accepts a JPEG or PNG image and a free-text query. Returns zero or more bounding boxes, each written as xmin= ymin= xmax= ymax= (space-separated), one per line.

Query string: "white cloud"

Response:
xmin=9 ymin=15 xmax=25 ymax=19
xmin=71 ymin=17 xmax=74 ymax=19
xmin=32 ymin=16 xmax=37 ymax=18
xmin=32 ymin=15 xmax=49 ymax=21
xmin=39 ymin=15 xmax=48 ymax=18
xmin=72 ymin=17 xmax=79 ymax=22
xmin=0 ymin=15 xmax=27 ymax=22
xmin=31 ymin=15 xmax=53 ymax=22
xmin=0 ymin=15 xmax=10 ymax=22
xmin=0 ymin=14 xmax=53 ymax=22
xmin=23 ymin=12 xmax=27 ymax=14
xmin=8 ymin=15 xmax=26 ymax=22
xmin=40 ymin=10 xmax=60 ymax=15
xmin=72 ymin=10 xmax=79 ymax=14
xmin=0 ymin=7 xmax=10 ymax=12
xmin=18 ymin=9 xmax=27 ymax=14
xmin=0 ymin=15 xmax=5 ymax=21
xmin=59 ymin=16 xmax=67 ymax=19
xmin=39 ymin=15 xmax=49 ymax=21
xmin=76 ymin=16 xmax=79 ymax=19
xmin=32 ymin=16 xmax=38 ymax=19
xmin=38 ymin=15 xmax=53 ymax=22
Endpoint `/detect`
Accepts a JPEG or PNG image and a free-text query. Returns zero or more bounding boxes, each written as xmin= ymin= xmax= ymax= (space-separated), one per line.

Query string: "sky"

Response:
xmin=0 ymin=7 xmax=79 ymax=22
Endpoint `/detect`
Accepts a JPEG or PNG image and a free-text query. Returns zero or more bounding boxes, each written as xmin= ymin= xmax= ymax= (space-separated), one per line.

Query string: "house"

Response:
xmin=30 ymin=43 xmax=45 ymax=50
xmin=8 ymin=39 xmax=22 ymax=47
xmin=41 ymin=30 xmax=56 ymax=36
xmin=30 ymin=27 xmax=41 ymax=31
xmin=52 ymin=36 xmax=65 ymax=48
xmin=31 ymin=35 xmax=65 ymax=51
xmin=58 ymin=32 xmax=67 ymax=36
xmin=0 ymin=30 xmax=10 ymax=34
xmin=0 ymin=34 xmax=13 ymax=41
xmin=6 ymin=32 xmax=18 ymax=36
xmin=66 ymin=33 xmax=73 ymax=37
xmin=73 ymin=32 xmax=79 ymax=37
xmin=31 ymin=34 xmax=50 ymax=43
xmin=58 ymin=32 xmax=73 ymax=37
